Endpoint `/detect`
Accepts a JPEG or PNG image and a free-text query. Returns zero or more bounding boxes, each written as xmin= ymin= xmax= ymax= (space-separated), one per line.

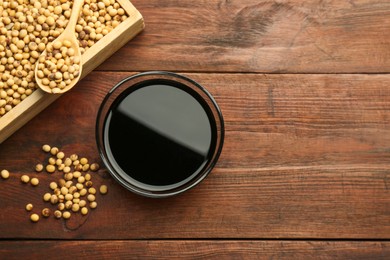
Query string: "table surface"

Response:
xmin=1 ymin=0 xmax=390 ymax=259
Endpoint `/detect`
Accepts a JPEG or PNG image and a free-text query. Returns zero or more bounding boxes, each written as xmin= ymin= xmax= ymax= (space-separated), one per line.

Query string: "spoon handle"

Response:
xmin=67 ymin=0 xmax=85 ymax=33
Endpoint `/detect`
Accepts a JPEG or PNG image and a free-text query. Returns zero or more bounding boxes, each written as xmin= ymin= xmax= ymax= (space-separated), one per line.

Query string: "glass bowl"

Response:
xmin=96 ymin=71 xmax=224 ymax=198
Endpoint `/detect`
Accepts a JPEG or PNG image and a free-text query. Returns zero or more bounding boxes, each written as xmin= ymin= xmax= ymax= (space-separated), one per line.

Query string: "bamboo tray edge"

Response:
xmin=0 ymin=0 xmax=144 ymax=144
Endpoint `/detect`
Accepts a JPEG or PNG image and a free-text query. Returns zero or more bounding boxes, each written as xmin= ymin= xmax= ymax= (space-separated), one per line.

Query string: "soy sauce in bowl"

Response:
xmin=96 ymin=72 xmax=224 ymax=198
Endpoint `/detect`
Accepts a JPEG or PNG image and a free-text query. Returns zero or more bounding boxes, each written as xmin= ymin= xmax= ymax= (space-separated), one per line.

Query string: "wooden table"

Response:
xmin=1 ymin=0 xmax=389 ymax=258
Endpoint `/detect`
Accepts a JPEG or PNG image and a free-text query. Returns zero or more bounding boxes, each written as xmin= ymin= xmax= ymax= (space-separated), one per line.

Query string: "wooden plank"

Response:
xmin=0 ymin=72 xmax=389 ymax=239
xmin=0 ymin=0 xmax=144 ymax=144
xmin=0 ymin=241 xmax=389 ymax=259
xmin=99 ymin=0 xmax=390 ymax=73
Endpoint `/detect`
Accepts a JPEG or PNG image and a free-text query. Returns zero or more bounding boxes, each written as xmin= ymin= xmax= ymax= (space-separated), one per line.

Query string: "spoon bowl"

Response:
xmin=35 ymin=0 xmax=84 ymax=94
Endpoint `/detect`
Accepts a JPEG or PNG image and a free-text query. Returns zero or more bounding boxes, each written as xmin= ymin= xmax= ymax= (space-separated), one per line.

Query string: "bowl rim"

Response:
xmin=95 ymin=71 xmax=225 ymax=198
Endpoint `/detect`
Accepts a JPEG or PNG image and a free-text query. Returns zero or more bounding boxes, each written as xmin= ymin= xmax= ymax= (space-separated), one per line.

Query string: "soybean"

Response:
xmin=54 ymin=210 xmax=62 ymax=219
xmin=35 ymin=164 xmax=44 ymax=172
xmin=25 ymin=203 xmax=33 ymax=211
xmin=99 ymin=185 xmax=108 ymax=195
xmin=30 ymin=177 xmax=39 ymax=186
xmin=42 ymin=208 xmax=51 ymax=217
xmin=1 ymin=169 xmax=10 ymax=179
xmin=62 ymin=211 xmax=71 ymax=219
xmin=30 ymin=213 xmax=39 ymax=222
xmin=21 ymin=175 xmax=30 ymax=183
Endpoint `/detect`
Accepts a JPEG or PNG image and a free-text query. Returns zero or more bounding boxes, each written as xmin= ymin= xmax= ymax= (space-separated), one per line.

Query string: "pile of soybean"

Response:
xmin=1 ymin=144 xmax=108 ymax=223
xmin=0 ymin=0 xmax=128 ymax=116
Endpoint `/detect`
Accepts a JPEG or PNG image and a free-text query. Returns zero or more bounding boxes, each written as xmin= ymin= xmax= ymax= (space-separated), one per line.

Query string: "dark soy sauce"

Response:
xmin=103 ymin=80 xmax=217 ymax=191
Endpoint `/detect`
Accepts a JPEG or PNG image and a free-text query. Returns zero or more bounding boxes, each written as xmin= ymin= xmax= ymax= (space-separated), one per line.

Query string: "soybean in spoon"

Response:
xmin=35 ymin=0 xmax=84 ymax=94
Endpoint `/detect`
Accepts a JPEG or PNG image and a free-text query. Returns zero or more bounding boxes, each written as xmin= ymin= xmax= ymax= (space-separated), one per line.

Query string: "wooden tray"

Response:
xmin=0 ymin=0 xmax=144 ymax=143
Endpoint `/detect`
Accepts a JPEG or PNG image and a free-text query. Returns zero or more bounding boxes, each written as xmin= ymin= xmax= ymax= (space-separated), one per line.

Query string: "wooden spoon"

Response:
xmin=35 ymin=0 xmax=85 ymax=94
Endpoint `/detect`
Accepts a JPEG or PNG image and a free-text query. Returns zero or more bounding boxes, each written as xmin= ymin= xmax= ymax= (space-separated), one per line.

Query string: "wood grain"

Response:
xmin=0 ymin=241 xmax=389 ymax=259
xmin=1 ymin=1 xmax=388 ymax=257
xmin=0 ymin=72 xmax=388 ymax=239
xmin=97 ymin=0 xmax=390 ymax=73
